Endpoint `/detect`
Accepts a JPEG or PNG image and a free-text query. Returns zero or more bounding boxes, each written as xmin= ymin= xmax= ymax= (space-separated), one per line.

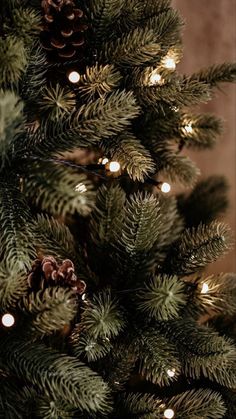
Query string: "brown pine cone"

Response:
xmin=40 ymin=0 xmax=88 ymax=61
xmin=28 ymin=256 xmax=86 ymax=295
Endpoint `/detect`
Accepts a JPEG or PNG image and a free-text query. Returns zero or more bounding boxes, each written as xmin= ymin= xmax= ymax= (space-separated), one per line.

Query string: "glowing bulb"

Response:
xmin=68 ymin=71 xmax=80 ymax=83
xmin=1 ymin=313 xmax=15 ymax=328
xmin=184 ymin=123 xmax=193 ymax=134
xmin=167 ymin=368 xmax=176 ymax=377
xmin=201 ymin=283 xmax=209 ymax=294
xmin=108 ymin=161 xmax=120 ymax=172
xmin=164 ymin=408 xmax=175 ymax=419
xmin=149 ymin=71 xmax=163 ymax=86
xmin=161 ymin=182 xmax=171 ymax=193
xmin=102 ymin=157 xmax=109 ymax=165
xmin=75 ymin=183 xmax=87 ymax=193
xmin=163 ymin=57 xmax=176 ymax=70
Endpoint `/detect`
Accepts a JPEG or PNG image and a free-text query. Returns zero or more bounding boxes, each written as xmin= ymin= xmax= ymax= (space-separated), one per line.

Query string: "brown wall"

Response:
xmin=173 ymin=0 xmax=236 ymax=273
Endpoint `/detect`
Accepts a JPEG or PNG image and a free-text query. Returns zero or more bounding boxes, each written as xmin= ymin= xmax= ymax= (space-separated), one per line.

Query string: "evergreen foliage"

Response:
xmin=0 ymin=0 xmax=235 ymax=417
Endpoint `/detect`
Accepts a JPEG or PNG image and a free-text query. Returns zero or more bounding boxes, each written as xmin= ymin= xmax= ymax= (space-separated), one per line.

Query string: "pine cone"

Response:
xmin=28 ymin=256 xmax=86 ymax=294
xmin=40 ymin=0 xmax=88 ymax=61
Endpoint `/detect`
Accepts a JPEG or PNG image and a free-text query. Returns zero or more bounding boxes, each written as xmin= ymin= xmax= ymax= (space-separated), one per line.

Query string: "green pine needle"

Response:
xmin=0 ymin=37 xmax=27 ymax=86
xmin=137 ymin=274 xmax=187 ymax=320
xmin=39 ymin=84 xmax=76 ymax=121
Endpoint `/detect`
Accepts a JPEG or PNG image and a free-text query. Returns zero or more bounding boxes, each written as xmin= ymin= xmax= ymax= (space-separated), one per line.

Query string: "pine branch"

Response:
xmin=33 ymin=90 xmax=140 ymax=154
xmin=168 ymin=388 xmax=226 ymax=419
xmin=90 ymin=184 xmax=126 ymax=246
xmin=81 ymin=290 xmax=125 ymax=339
xmin=103 ymin=131 xmax=156 ymax=181
xmin=167 ymin=221 xmax=232 ymax=275
xmin=0 ymin=338 xmax=112 ymax=414
xmin=177 ymin=113 xmax=223 ymax=149
xmin=71 ymin=329 xmax=112 ymax=362
xmin=38 ymin=84 xmax=76 ymax=121
xmin=35 ymin=397 xmax=78 ymax=419
xmin=137 ymin=79 xmax=211 ymax=112
xmin=155 ymin=146 xmax=200 ymax=186
xmin=187 ymin=273 xmax=236 ymax=318
xmin=135 ymin=328 xmax=181 ymax=386
xmin=0 ymin=91 xmax=24 ymax=171
xmin=137 ymin=274 xmax=187 ymax=320
xmin=79 ymin=64 xmax=122 ymax=100
xmin=161 ymin=319 xmax=236 ymax=387
xmin=31 ymin=214 xmax=77 ymax=261
xmin=8 ymin=7 xmax=41 ymax=45
xmin=0 ymin=36 xmax=27 ymax=87
xmin=102 ymin=26 xmax=161 ymax=67
xmin=117 ymin=191 xmax=162 ymax=253
xmin=0 ymin=262 xmax=28 ymax=311
xmin=90 ymin=0 xmax=125 ymax=45
xmin=118 ymin=389 xmax=226 ymax=419
xmin=178 ymin=175 xmax=229 ymax=227
xmin=24 ymin=161 xmax=96 ymax=217
xmin=189 ymin=63 xmax=236 ymax=87
xmin=0 ymin=177 xmax=36 ymax=269
xmin=21 ymin=287 xmax=77 ymax=336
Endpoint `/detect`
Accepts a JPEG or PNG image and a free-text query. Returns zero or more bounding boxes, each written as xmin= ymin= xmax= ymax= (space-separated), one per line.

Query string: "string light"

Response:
xmin=184 ymin=122 xmax=193 ymax=134
xmin=102 ymin=157 xmax=109 ymax=165
xmin=68 ymin=71 xmax=80 ymax=83
xmin=164 ymin=408 xmax=175 ymax=419
xmin=149 ymin=70 xmax=164 ymax=86
xmin=167 ymin=368 xmax=176 ymax=378
xmin=75 ymin=183 xmax=87 ymax=193
xmin=161 ymin=182 xmax=171 ymax=193
xmin=108 ymin=161 xmax=121 ymax=173
xmin=1 ymin=313 xmax=15 ymax=328
xmin=163 ymin=56 xmax=176 ymax=70
xmin=201 ymin=283 xmax=209 ymax=294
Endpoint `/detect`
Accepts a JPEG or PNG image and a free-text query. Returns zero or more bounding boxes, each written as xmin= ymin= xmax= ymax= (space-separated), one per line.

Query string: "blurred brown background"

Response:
xmin=173 ymin=0 xmax=236 ymax=273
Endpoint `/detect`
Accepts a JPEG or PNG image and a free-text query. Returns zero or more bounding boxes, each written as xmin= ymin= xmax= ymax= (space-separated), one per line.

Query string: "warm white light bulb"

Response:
xmin=161 ymin=182 xmax=171 ymax=193
xmin=149 ymin=71 xmax=163 ymax=86
xmin=109 ymin=161 xmax=121 ymax=172
xmin=201 ymin=283 xmax=209 ymax=294
xmin=75 ymin=183 xmax=87 ymax=193
xmin=163 ymin=57 xmax=176 ymax=70
xmin=1 ymin=313 xmax=15 ymax=327
xmin=167 ymin=368 xmax=176 ymax=378
xmin=68 ymin=71 xmax=80 ymax=83
xmin=184 ymin=123 xmax=193 ymax=134
xmin=102 ymin=157 xmax=109 ymax=165
xmin=164 ymin=408 xmax=175 ymax=419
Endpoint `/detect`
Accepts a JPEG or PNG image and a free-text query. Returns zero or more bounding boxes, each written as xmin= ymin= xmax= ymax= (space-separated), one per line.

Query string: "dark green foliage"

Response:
xmin=0 ymin=178 xmax=35 ymax=269
xmin=167 ymin=221 xmax=232 ymax=275
xmin=79 ymin=64 xmax=122 ymax=99
xmin=38 ymin=84 xmax=76 ymax=121
xmin=187 ymin=273 xmax=236 ymax=318
xmin=0 ymin=338 xmax=112 ymax=414
xmin=178 ymin=113 xmax=223 ymax=149
xmin=162 ymin=319 xmax=236 ymax=387
xmin=31 ymin=214 xmax=77 ymax=261
xmin=80 ymin=290 xmax=125 ymax=339
xmin=103 ymin=131 xmax=155 ymax=181
xmin=189 ymin=63 xmax=236 ymax=87
xmin=0 ymin=37 xmax=27 ymax=86
xmin=0 ymin=0 xmax=236 ymax=416
xmin=178 ymin=176 xmax=229 ymax=227
xmin=24 ymin=161 xmax=96 ymax=217
xmin=0 ymin=262 xmax=28 ymax=311
xmin=0 ymin=91 xmax=24 ymax=170
xmin=136 ymin=328 xmax=181 ymax=385
xmin=21 ymin=287 xmax=77 ymax=335
xmin=90 ymin=183 xmax=126 ymax=246
xmin=137 ymin=274 xmax=187 ymax=320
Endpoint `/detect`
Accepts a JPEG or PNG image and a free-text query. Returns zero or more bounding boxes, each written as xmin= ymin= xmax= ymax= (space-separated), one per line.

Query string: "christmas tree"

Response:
xmin=0 ymin=0 xmax=236 ymax=417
